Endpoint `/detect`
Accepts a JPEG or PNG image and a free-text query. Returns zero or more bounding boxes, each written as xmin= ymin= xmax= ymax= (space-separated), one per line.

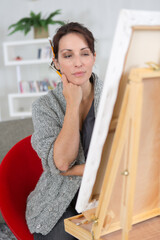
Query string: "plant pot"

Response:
xmin=34 ymin=27 xmax=49 ymax=39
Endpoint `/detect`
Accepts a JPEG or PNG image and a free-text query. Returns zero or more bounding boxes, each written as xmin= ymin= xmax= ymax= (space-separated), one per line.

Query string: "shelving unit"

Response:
xmin=8 ymin=92 xmax=47 ymax=118
xmin=3 ymin=38 xmax=58 ymax=118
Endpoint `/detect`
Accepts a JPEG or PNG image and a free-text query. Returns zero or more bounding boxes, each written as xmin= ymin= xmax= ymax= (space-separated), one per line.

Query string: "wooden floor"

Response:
xmin=101 ymin=216 xmax=160 ymax=240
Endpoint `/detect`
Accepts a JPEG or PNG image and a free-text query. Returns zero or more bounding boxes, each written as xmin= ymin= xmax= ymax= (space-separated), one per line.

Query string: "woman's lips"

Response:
xmin=73 ymin=71 xmax=86 ymax=77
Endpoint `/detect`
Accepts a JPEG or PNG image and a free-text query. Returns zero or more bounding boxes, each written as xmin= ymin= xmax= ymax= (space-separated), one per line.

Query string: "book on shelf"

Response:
xmin=19 ymin=79 xmax=57 ymax=93
xmin=37 ymin=46 xmax=52 ymax=59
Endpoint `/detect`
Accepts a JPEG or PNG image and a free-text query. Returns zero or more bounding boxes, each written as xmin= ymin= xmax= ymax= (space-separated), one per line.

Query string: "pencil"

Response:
xmin=48 ymin=37 xmax=55 ymax=58
xmin=49 ymin=63 xmax=62 ymax=78
xmin=48 ymin=37 xmax=62 ymax=78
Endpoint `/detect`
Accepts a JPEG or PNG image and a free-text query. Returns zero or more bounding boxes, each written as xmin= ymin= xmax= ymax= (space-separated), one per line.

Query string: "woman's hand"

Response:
xmin=60 ymin=164 xmax=85 ymax=176
xmin=62 ymin=74 xmax=82 ymax=108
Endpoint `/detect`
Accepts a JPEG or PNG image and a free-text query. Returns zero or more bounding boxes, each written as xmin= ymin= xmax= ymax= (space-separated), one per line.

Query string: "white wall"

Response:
xmin=0 ymin=0 xmax=160 ymax=120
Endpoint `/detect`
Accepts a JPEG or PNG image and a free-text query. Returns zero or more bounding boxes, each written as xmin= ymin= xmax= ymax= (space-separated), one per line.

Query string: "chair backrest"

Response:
xmin=0 ymin=135 xmax=43 ymax=240
xmin=0 ymin=118 xmax=33 ymax=163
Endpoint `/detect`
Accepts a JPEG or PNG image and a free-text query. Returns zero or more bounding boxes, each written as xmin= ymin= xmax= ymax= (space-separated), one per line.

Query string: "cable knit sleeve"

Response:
xmin=31 ymin=90 xmax=65 ymax=175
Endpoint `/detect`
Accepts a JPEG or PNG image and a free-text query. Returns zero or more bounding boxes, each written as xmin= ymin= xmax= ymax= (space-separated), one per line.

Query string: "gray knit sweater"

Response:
xmin=26 ymin=75 xmax=103 ymax=235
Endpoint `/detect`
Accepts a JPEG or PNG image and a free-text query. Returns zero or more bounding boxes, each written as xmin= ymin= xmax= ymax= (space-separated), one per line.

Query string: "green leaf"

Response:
xmin=24 ymin=22 xmax=31 ymax=35
xmin=8 ymin=18 xmax=31 ymax=29
xmin=16 ymin=17 xmax=31 ymax=24
xmin=30 ymin=11 xmax=38 ymax=19
xmin=47 ymin=20 xmax=65 ymax=26
xmin=24 ymin=26 xmax=31 ymax=35
xmin=46 ymin=9 xmax=61 ymax=21
xmin=40 ymin=19 xmax=47 ymax=28
xmin=8 ymin=25 xmax=26 ymax=35
xmin=36 ymin=12 xmax=41 ymax=21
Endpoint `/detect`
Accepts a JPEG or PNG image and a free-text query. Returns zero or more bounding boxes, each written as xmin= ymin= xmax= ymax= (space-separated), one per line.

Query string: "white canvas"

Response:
xmin=76 ymin=9 xmax=160 ymax=213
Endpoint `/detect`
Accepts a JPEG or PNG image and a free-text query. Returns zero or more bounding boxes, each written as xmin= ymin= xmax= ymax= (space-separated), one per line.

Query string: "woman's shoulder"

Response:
xmin=94 ymin=74 xmax=103 ymax=93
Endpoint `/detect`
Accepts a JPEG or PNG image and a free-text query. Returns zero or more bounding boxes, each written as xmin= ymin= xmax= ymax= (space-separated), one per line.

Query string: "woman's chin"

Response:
xmin=69 ymin=77 xmax=90 ymax=86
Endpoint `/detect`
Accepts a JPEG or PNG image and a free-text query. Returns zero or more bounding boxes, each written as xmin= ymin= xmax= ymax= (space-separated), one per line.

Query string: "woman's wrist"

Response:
xmin=60 ymin=164 xmax=85 ymax=176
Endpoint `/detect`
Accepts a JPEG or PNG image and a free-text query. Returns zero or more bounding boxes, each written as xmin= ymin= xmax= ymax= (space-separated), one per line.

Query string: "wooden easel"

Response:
xmin=64 ymin=68 xmax=160 ymax=240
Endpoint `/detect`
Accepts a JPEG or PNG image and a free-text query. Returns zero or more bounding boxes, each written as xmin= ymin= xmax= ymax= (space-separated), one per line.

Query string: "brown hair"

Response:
xmin=52 ymin=22 xmax=95 ymax=59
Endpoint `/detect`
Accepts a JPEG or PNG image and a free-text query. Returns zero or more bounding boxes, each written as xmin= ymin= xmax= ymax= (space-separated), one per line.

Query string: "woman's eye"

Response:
xmin=82 ymin=52 xmax=90 ymax=56
xmin=64 ymin=54 xmax=72 ymax=58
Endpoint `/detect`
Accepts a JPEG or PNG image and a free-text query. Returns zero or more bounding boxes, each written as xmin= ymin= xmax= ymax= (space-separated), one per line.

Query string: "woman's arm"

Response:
xmin=53 ymin=74 xmax=82 ymax=172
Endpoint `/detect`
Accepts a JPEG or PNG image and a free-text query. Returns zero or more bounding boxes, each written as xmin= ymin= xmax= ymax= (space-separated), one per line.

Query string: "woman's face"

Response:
xmin=54 ymin=33 xmax=96 ymax=86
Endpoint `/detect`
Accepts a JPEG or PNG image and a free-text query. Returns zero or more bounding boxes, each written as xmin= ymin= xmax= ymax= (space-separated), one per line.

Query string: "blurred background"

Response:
xmin=0 ymin=0 xmax=160 ymax=121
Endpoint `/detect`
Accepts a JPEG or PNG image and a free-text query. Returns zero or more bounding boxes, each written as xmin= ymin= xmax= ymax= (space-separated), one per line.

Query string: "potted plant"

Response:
xmin=8 ymin=9 xmax=65 ymax=38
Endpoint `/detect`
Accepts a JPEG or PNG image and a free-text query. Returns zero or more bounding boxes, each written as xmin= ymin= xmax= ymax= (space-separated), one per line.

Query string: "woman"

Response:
xmin=26 ymin=22 xmax=103 ymax=239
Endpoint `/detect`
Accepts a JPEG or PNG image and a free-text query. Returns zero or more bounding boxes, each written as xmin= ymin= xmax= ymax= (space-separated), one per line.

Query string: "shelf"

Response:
xmin=5 ymin=58 xmax=51 ymax=66
xmin=3 ymin=38 xmax=49 ymax=46
xmin=9 ymin=92 xmax=47 ymax=98
xmin=9 ymin=111 xmax=33 ymax=118
xmin=8 ymin=92 xmax=47 ymax=117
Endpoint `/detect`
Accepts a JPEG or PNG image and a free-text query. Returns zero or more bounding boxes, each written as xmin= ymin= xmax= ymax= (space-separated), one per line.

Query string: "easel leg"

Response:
xmin=121 ymin=82 xmax=143 ymax=240
xmin=92 ymin=85 xmax=131 ymax=239
xmin=122 ymin=230 xmax=130 ymax=240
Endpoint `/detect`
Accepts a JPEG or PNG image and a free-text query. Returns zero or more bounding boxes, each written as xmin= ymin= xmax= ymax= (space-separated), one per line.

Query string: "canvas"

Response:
xmin=76 ymin=8 xmax=160 ymax=213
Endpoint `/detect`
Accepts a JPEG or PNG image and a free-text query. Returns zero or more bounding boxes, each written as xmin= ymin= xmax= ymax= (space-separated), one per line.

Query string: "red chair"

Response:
xmin=0 ymin=135 xmax=43 ymax=240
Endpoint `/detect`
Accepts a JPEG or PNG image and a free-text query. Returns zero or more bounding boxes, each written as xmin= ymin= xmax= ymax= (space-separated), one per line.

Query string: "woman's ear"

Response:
xmin=53 ymin=58 xmax=60 ymax=70
xmin=93 ymin=52 xmax=96 ymax=63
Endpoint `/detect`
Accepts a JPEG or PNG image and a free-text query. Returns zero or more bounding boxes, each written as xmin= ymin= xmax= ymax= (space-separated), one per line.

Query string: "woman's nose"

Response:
xmin=74 ymin=56 xmax=83 ymax=67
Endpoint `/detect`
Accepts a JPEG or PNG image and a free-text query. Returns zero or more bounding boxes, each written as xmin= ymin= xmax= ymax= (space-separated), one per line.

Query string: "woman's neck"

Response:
xmin=81 ymin=80 xmax=94 ymax=102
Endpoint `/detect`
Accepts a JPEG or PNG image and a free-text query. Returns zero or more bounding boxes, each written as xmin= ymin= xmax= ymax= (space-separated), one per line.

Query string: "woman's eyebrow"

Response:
xmin=81 ymin=47 xmax=90 ymax=50
xmin=60 ymin=49 xmax=72 ymax=53
xmin=60 ymin=47 xmax=90 ymax=53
